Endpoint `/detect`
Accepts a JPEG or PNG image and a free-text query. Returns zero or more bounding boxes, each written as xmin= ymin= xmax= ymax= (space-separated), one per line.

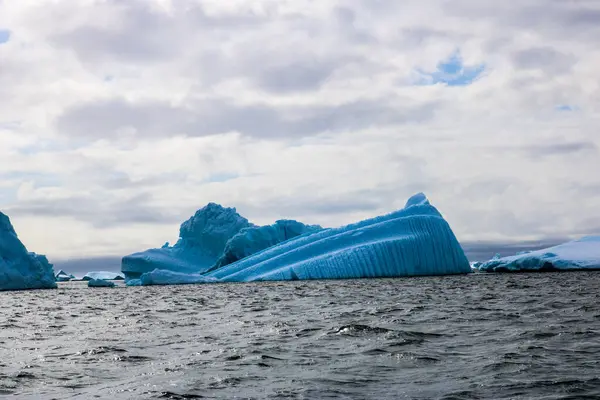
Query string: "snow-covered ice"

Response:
xmin=478 ymin=236 xmax=600 ymax=272
xmin=0 ymin=211 xmax=56 ymax=291
xmin=82 ymin=271 xmax=124 ymax=281
xmin=87 ymin=278 xmax=116 ymax=287
xmin=127 ymin=193 xmax=471 ymax=285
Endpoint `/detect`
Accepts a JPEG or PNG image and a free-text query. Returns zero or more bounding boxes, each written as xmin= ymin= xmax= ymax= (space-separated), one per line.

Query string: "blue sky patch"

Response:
xmin=0 ymin=29 xmax=11 ymax=44
xmin=416 ymin=51 xmax=485 ymax=86
xmin=555 ymin=105 xmax=577 ymax=111
xmin=206 ymin=173 xmax=240 ymax=183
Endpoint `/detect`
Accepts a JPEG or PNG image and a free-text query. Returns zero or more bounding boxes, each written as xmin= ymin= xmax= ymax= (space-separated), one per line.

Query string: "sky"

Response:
xmin=0 ymin=0 xmax=599 ymax=262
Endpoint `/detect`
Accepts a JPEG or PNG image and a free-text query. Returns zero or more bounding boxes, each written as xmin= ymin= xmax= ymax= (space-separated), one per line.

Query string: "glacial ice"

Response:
xmin=0 ymin=211 xmax=57 ymax=291
xmin=56 ymin=269 xmax=75 ymax=282
xmin=478 ymin=236 xmax=600 ymax=272
xmin=122 ymin=204 xmax=320 ymax=282
xmin=122 ymin=203 xmax=253 ymax=281
xmin=211 ymin=220 xmax=323 ymax=270
xmin=87 ymin=278 xmax=116 ymax=287
xmin=127 ymin=193 xmax=471 ymax=285
xmin=82 ymin=271 xmax=124 ymax=281
xmin=138 ymin=269 xmax=219 ymax=286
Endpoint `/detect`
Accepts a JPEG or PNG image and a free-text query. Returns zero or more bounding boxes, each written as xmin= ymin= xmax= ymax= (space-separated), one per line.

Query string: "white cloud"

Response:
xmin=0 ymin=0 xmax=599 ymax=259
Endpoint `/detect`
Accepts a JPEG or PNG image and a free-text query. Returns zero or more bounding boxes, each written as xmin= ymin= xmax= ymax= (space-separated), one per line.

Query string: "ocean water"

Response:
xmin=1 ymin=272 xmax=599 ymax=399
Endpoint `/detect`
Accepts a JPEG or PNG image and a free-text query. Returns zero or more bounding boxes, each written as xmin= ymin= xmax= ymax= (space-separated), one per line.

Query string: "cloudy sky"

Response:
xmin=1 ymin=0 xmax=599 ymax=261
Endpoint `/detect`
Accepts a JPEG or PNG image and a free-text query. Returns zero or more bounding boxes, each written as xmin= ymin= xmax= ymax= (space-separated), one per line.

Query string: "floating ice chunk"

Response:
xmin=0 ymin=212 xmax=56 ymax=291
xmin=139 ymin=269 xmax=219 ymax=286
xmin=122 ymin=203 xmax=252 ymax=282
xmin=82 ymin=271 xmax=124 ymax=281
xmin=88 ymin=278 xmax=116 ymax=287
xmin=478 ymin=236 xmax=600 ymax=272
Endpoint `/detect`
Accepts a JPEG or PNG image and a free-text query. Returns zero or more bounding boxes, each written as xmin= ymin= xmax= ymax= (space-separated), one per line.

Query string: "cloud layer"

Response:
xmin=1 ymin=0 xmax=599 ymax=259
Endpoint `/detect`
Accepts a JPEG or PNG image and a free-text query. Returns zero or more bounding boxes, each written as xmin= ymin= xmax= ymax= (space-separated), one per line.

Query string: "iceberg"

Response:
xmin=82 ymin=271 xmax=124 ymax=281
xmin=478 ymin=236 xmax=600 ymax=272
xmin=128 ymin=193 xmax=471 ymax=285
xmin=0 ymin=212 xmax=57 ymax=291
xmin=87 ymin=278 xmax=116 ymax=287
xmin=55 ymin=269 xmax=75 ymax=282
xmin=122 ymin=204 xmax=319 ymax=282
xmin=211 ymin=219 xmax=323 ymax=270
xmin=122 ymin=203 xmax=253 ymax=281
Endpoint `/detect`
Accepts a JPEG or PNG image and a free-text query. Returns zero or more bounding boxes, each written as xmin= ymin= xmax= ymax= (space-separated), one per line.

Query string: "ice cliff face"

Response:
xmin=0 ymin=212 xmax=56 ymax=291
xmin=122 ymin=203 xmax=253 ymax=280
xmin=478 ymin=236 xmax=600 ymax=272
xmin=128 ymin=193 xmax=471 ymax=286
xmin=211 ymin=220 xmax=323 ymax=270
xmin=122 ymin=203 xmax=321 ymax=282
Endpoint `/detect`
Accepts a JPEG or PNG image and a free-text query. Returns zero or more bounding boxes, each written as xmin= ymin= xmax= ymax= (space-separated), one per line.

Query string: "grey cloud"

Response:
xmin=526 ymin=141 xmax=597 ymax=157
xmin=444 ymin=1 xmax=600 ymax=40
xmin=56 ymin=97 xmax=438 ymax=139
xmin=51 ymin=0 xmax=267 ymax=64
xmin=512 ymin=47 xmax=575 ymax=73
xmin=6 ymin=193 xmax=183 ymax=228
xmin=254 ymin=61 xmax=335 ymax=93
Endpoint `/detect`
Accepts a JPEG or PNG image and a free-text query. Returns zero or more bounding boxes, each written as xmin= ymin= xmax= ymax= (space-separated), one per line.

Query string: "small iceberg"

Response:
xmin=55 ymin=269 xmax=75 ymax=282
xmin=82 ymin=271 xmax=124 ymax=281
xmin=0 ymin=211 xmax=57 ymax=291
xmin=478 ymin=236 xmax=600 ymax=272
xmin=87 ymin=278 xmax=116 ymax=288
xmin=124 ymin=193 xmax=471 ymax=285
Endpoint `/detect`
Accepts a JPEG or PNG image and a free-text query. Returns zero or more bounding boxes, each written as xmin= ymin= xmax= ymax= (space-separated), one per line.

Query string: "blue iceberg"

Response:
xmin=87 ymin=278 xmax=116 ymax=287
xmin=211 ymin=219 xmax=323 ymax=270
xmin=82 ymin=271 xmax=124 ymax=281
xmin=122 ymin=204 xmax=320 ymax=282
xmin=122 ymin=203 xmax=253 ymax=281
xmin=126 ymin=193 xmax=471 ymax=285
xmin=478 ymin=236 xmax=600 ymax=272
xmin=55 ymin=269 xmax=75 ymax=282
xmin=0 ymin=212 xmax=57 ymax=291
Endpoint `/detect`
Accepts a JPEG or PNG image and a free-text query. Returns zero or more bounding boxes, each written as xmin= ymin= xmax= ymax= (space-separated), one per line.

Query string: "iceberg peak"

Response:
xmin=404 ymin=192 xmax=430 ymax=208
xmin=177 ymin=202 xmax=253 ymax=257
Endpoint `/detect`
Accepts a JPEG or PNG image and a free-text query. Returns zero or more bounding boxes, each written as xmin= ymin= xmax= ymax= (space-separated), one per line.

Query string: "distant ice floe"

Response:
xmin=478 ymin=237 xmax=600 ymax=272
xmin=82 ymin=271 xmax=124 ymax=281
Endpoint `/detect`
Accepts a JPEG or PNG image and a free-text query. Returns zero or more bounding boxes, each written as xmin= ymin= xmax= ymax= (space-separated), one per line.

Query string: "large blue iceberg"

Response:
xmin=0 ymin=211 xmax=57 ymax=291
xmin=125 ymin=193 xmax=471 ymax=285
xmin=122 ymin=204 xmax=320 ymax=282
xmin=478 ymin=236 xmax=600 ymax=272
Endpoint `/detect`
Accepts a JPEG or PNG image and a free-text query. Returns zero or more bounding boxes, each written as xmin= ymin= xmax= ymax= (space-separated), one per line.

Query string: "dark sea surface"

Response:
xmin=1 ymin=272 xmax=599 ymax=399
